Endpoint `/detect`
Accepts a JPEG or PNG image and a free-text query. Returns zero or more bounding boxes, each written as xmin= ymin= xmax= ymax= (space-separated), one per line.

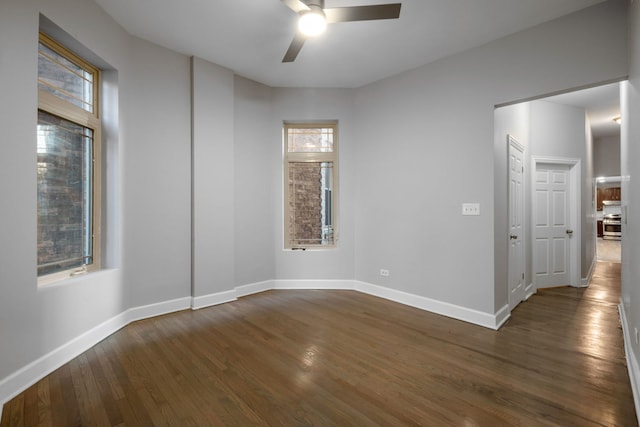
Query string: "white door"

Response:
xmin=534 ymin=164 xmax=572 ymax=288
xmin=508 ymin=137 xmax=525 ymax=310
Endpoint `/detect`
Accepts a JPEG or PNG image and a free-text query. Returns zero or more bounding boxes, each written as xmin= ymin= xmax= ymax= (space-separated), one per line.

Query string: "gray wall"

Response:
xmin=234 ymin=76 xmax=277 ymax=285
xmin=495 ymin=98 xmax=597 ymax=297
xmin=529 ymin=100 xmax=595 ymax=280
xmin=0 ymin=0 xmax=631 ymax=406
xmin=0 ymin=0 xmax=192 ymax=383
xmin=354 ymin=0 xmax=627 ymax=314
xmin=494 ymin=102 xmax=532 ymax=298
xmin=271 ymin=88 xmax=357 ymax=281
xmin=621 ymin=0 xmax=640 ymax=396
xmin=191 ymin=58 xmax=236 ymax=298
xmin=594 ymin=135 xmax=622 ymax=177
xmin=122 ymin=37 xmax=192 ymax=307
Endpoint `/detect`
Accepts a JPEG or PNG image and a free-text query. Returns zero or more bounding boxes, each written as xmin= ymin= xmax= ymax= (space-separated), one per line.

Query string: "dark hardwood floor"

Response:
xmin=2 ymin=261 xmax=636 ymax=426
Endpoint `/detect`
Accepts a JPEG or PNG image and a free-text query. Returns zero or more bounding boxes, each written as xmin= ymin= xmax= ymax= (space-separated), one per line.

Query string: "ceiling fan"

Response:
xmin=281 ymin=0 xmax=402 ymax=62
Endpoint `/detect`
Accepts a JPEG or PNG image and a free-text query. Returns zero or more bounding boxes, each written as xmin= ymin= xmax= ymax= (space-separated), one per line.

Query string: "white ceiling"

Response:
xmin=94 ymin=0 xmax=604 ymax=88
xmin=544 ymin=82 xmax=621 ymax=140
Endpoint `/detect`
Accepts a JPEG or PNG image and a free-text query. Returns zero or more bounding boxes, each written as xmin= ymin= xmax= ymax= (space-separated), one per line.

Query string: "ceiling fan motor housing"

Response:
xmin=282 ymin=0 xmax=402 ymax=62
xmin=304 ymin=0 xmax=324 ymax=8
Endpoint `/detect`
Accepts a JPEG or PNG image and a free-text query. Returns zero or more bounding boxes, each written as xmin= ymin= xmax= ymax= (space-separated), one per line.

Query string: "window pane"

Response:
xmin=288 ymin=162 xmax=334 ymax=246
xmin=287 ymin=127 xmax=334 ymax=153
xmin=37 ymin=110 xmax=93 ymax=276
xmin=38 ymin=41 xmax=94 ymax=113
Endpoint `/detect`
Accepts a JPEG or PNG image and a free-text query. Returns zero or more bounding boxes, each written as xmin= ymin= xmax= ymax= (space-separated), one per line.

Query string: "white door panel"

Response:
xmin=534 ymin=164 xmax=571 ymax=288
xmin=552 ymin=238 xmax=567 ymax=273
xmin=508 ymin=137 xmax=526 ymax=310
xmin=535 ymin=191 xmax=548 ymax=226
xmin=552 ymin=192 xmax=567 ymax=225
xmin=534 ymin=239 xmax=548 ymax=274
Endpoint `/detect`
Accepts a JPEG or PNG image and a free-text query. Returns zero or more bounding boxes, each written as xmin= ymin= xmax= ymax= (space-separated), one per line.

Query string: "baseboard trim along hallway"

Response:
xmin=619 ymin=302 xmax=640 ymax=422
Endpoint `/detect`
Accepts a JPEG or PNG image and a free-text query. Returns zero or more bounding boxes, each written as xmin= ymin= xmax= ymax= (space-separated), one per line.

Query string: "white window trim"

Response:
xmin=283 ymin=122 xmax=339 ymax=250
xmin=37 ymin=33 xmax=101 ymax=285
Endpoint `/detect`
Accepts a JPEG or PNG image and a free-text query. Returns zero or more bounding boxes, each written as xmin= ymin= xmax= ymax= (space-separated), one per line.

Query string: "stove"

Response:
xmin=602 ymin=201 xmax=622 ymax=240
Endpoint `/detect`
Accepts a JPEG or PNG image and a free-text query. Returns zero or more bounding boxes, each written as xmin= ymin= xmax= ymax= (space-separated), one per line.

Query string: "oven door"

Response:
xmin=603 ymin=220 xmax=622 ymax=240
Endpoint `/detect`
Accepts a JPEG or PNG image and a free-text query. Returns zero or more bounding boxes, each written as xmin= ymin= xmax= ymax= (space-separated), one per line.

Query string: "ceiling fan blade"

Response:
xmin=324 ymin=3 xmax=401 ymax=23
xmin=281 ymin=0 xmax=310 ymax=13
xmin=283 ymin=32 xmax=307 ymax=62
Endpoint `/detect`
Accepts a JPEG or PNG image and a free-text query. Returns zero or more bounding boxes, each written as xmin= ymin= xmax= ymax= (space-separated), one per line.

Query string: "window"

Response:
xmin=284 ymin=123 xmax=337 ymax=249
xmin=37 ymin=33 xmax=101 ymax=282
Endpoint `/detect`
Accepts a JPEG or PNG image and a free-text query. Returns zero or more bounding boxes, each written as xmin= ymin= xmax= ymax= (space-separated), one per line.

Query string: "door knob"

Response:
xmin=510 ymin=234 xmax=518 ymax=240
xmin=566 ymin=229 xmax=574 ymax=235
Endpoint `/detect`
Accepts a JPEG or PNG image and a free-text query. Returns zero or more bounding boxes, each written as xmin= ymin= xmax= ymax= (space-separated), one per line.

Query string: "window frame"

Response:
xmin=283 ymin=122 xmax=338 ymax=250
xmin=37 ymin=32 xmax=101 ymax=285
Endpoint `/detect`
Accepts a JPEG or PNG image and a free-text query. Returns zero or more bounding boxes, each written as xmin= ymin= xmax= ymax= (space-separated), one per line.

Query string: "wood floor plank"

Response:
xmin=21 ymin=385 xmax=37 ymax=426
xmin=56 ymin=364 xmax=82 ymax=426
xmin=46 ymin=368 xmax=69 ymax=426
xmin=1 ymin=261 xmax=636 ymax=426
xmin=35 ymin=377 xmax=52 ymax=427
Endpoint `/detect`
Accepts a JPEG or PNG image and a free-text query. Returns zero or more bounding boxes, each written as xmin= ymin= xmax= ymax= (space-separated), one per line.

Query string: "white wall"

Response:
xmin=495 ymin=98 xmax=597 ymax=303
xmin=584 ymin=115 xmax=595 ymax=279
xmin=529 ymin=100 xmax=594 ymax=280
xmin=121 ymin=37 xmax=191 ymax=307
xmin=0 ymin=0 xmax=191 ymax=401
xmin=354 ymin=0 xmax=627 ymax=315
xmin=621 ymin=0 xmax=640 ymax=414
xmin=0 ymin=0 xmax=631 ymax=412
xmin=594 ymin=135 xmax=622 ymax=177
xmin=494 ymin=102 xmax=532 ymax=306
xmin=271 ymin=88 xmax=357 ymax=281
xmin=234 ymin=76 xmax=277 ymax=286
xmin=191 ymin=58 xmax=236 ymax=301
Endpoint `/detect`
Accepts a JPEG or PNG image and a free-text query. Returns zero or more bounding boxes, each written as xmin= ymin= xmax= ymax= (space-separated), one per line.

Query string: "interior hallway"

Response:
xmin=598 ymin=237 xmax=622 ymax=263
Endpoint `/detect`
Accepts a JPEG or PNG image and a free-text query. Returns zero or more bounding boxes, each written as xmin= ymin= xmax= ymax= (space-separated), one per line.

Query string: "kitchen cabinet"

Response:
xmin=597 ymin=187 xmax=621 ymax=211
xmin=597 ymin=220 xmax=603 ymax=237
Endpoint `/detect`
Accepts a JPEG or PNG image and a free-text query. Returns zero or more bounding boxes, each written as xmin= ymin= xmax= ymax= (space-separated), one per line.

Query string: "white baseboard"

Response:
xmin=618 ymin=302 xmax=640 ymax=425
xmin=353 ymin=281 xmax=504 ymax=330
xmin=193 ymin=279 xmax=504 ymax=329
xmin=581 ymin=256 xmax=597 ymax=287
xmin=273 ymin=279 xmax=353 ymax=290
xmin=191 ymin=290 xmax=237 ymax=310
xmin=525 ymin=283 xmax=536 ymax=300
xmin=236 ymin=280 xmax=272 ymax=298
xmin=0 ymin=279 xmax=505 ymax=413
xmin=127 ymin=297 xmax=191 ymax=323
xmin=0 ymin=297 xmax=190 ymax=410
xmin=494 ymin=304 xmax=511 ymax=329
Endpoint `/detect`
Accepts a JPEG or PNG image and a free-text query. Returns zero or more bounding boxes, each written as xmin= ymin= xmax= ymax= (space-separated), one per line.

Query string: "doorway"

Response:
xmin=496 ymin=81 xmax=622 ymax=314
xmin=595 ymin=176 xmax=622 ymax=263
xmin=532 ymin=159 xmax=581 ymax=289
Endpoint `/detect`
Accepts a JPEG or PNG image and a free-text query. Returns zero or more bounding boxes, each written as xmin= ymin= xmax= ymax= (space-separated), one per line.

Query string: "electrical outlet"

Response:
xmin=462 ymin=203 xmax=480 ymax=216
xmin=380 ymin=269 xmax=390 ymax=277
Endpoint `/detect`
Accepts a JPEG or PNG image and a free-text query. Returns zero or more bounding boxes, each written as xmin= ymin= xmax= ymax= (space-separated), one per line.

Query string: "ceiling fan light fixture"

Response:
xmin=298 ymin=8 xmax=327 ymax=36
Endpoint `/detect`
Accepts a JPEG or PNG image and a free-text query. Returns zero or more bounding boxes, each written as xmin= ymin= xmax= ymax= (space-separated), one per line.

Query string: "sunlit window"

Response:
xmin=37 ymin=33 xmax=101 ymax=283
xmin=284 ymin=123 xmax=337 ymax=249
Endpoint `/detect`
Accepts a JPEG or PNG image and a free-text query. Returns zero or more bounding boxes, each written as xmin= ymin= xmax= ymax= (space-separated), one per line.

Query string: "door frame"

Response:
xmin=507 ymin=135 xmax=527 ymax=310
xmin=594 ymin=175 xmax=623 ymax=261
xmin=531 ymin=156 xmax=582 ymax=290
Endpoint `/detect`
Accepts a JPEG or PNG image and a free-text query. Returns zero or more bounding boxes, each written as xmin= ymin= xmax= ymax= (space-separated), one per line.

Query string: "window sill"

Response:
xmin=38 ymin=265 xmax=98 ymax=287
xmin=284 ymin=246 xmax=337 ymax=251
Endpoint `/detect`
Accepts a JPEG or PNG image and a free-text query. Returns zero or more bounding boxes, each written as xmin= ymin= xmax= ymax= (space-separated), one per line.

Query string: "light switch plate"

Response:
xmin=462 ymin=203 xmax=480 ymax=216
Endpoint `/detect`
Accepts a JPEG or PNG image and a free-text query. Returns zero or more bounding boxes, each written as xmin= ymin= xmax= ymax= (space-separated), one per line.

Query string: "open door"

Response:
xmin=508 ymin=135 xmax=526 ymax=310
